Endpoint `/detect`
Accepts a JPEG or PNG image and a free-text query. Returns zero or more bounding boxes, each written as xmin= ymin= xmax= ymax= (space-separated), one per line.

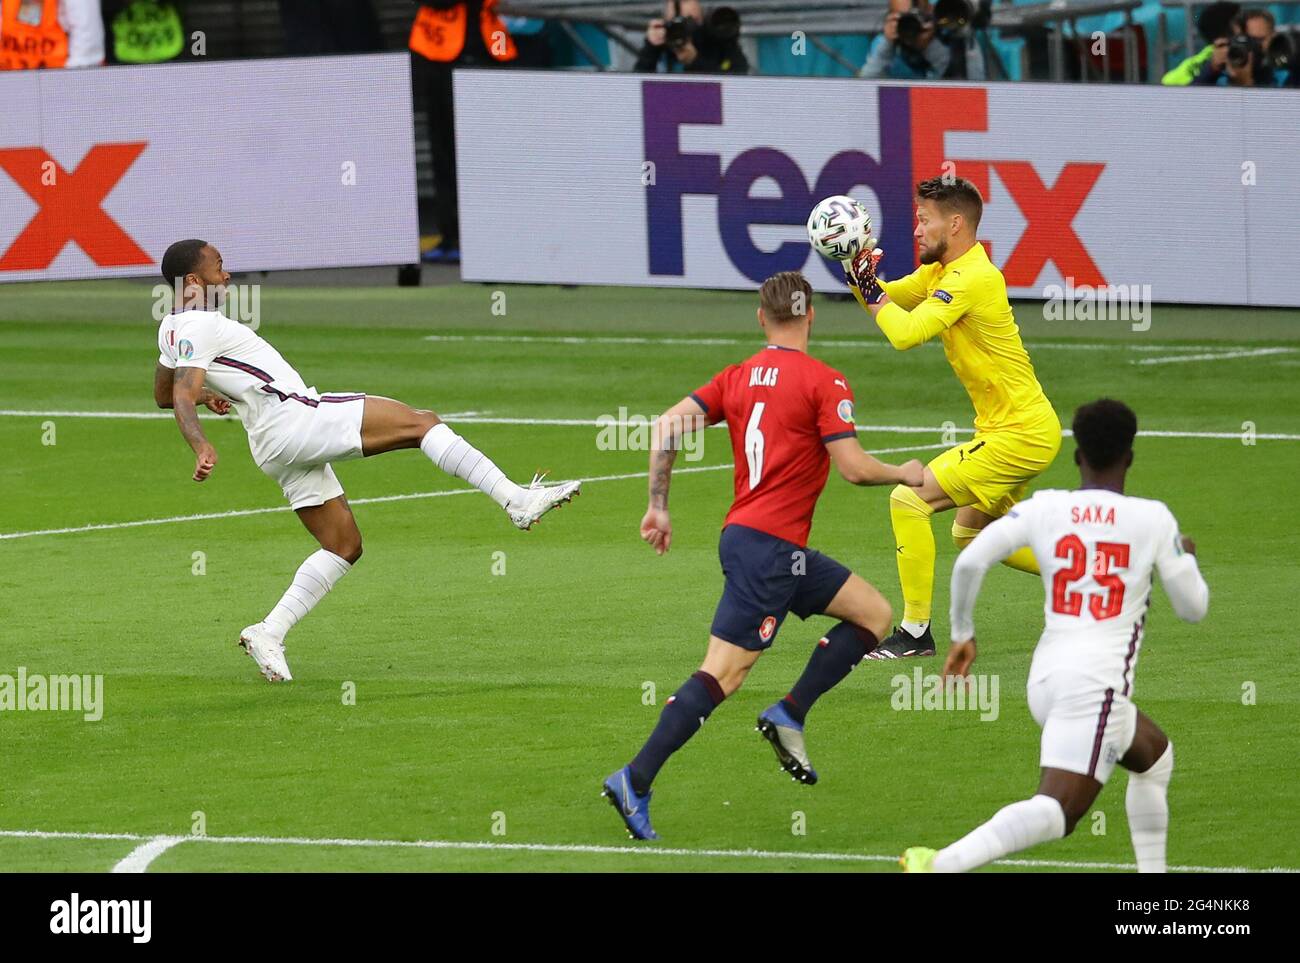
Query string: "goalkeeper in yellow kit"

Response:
xmin=845 ymin=176 xmax=1061 ymax=658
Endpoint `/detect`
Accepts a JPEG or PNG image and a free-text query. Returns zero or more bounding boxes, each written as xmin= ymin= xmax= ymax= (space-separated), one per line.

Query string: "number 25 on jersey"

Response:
xmin=1052 ymin=535 xmax=1130 ymax=619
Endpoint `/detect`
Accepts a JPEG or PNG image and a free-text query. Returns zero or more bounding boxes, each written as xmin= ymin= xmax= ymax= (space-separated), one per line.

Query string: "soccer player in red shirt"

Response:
xmin=602 ymin=272 xmax=925 ymax=840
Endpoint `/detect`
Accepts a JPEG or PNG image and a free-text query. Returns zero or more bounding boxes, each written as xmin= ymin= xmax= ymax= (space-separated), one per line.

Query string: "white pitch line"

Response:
xmin=0 ymin=445 xmax=948 ymax=543
xmin=111 ymin=835 xmax=188 ymax=873
xmin=1 ymin=828 xmax=1293 ymax=874
xmin=1134 ymin=347 xmax=1297 ymax=366
xmin=421 ymin=333 xmax=1273 ymax=355
xmin=0 ymin=409 xmax=482 ymax=422
xmin=1 ymin=410 xmax=1296 ymax=441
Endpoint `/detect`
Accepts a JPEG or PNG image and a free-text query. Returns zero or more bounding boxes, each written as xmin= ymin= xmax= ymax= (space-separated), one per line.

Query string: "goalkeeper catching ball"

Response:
xmin=845 ymin=176 xmax=1062 ymax=658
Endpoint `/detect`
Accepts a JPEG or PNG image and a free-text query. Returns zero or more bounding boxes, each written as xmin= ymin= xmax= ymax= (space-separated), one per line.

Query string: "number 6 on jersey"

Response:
xmin=745 ymin=402 xmax=766 ymax=490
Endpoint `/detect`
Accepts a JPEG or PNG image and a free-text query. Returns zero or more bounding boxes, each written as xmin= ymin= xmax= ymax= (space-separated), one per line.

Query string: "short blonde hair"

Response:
xmin=759 ymin=271 xmax=813 ymax=322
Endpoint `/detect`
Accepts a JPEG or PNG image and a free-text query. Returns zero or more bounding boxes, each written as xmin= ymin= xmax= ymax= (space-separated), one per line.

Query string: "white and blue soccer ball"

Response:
xmin=806 ymin=195 xmax=872 ymax=261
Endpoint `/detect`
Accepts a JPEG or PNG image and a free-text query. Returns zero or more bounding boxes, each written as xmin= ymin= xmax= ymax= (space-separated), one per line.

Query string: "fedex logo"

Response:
xmin=0 ymin=142 xmax=152 ymax=272
xmin=643 ymin=82 xmax=1105 ymax=288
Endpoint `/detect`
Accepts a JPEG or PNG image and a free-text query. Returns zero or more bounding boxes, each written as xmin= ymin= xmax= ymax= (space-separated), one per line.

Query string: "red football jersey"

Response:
xmin=691 ymin=345 xmax=856 ymax=547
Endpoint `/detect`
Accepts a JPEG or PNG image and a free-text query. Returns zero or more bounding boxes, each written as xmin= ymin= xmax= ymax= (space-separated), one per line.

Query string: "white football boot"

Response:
xmin=506 ymin=473 xmax=581 ymax=531
xmin=238 ymin=623 xmax=293 ymax=682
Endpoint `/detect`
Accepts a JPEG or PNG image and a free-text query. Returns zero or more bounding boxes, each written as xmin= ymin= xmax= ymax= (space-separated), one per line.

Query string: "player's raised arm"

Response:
xmin=845 ymin=247 xmax=958 ymax=350
xmin=173 ymin=365 xmax=218 ymax=482
xmin=640 ymin=395 xmax=709 ymax=555
xmin=824 ymin=438 xmax=924 ymax=488
xmin=845 ymin=249 xmax=930 ymax=317
xmin=868 ymin=277 xmax=965 ymax=351
xmin=1154 ymin=512 xmax=1209 ymax=623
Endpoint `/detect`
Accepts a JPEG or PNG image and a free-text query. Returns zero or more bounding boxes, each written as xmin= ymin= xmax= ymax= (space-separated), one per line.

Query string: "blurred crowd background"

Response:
xmin=3 ymin=0 xmax=1295 ymax=261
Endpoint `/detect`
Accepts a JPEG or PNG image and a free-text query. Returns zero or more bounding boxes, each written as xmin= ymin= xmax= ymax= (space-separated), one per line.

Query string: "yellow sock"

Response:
xmin=890 ymin=485 xmax=935 ymax=624
xmin=951 ymin=522 xmax=981 ymax=550
xmin=1001 ymin=546 xmax=1040 ymax=575
xmin=952 ymin=520 xmax=1040 ymax=574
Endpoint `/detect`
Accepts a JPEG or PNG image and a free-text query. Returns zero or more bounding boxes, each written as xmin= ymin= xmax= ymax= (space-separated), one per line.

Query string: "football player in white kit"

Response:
xmin=154 ymin=240 xmax=581 ymax=682
xmin=901 ymin=399 xmax=1208 ymax=873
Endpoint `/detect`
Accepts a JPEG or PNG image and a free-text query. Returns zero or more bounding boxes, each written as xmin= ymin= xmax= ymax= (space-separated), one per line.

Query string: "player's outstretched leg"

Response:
xmin=902 ymin=768 xmax=1098 ymax=873
xmin=760 ymin=574 xmax=890 ymax=785
xmin=360 ymin=396 xmax=579 ymax=530
xmin=604 ymin=636 xmax=759 ymax=840
xmin=241 ymin=495 xmax=362 ymax=682
xmin=1121 ymin=711 xmax=1174 ymax=873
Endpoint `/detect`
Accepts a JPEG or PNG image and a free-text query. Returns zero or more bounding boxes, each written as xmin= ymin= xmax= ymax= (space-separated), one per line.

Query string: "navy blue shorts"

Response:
xmin=710 ymin=524 xmax=853 ymax=651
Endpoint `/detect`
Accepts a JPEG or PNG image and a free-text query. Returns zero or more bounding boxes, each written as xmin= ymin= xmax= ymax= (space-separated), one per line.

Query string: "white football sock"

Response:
xmin=932 ymin=794 xmax=1066 ymax=873
xmin=264 ymin=549 xmax=352 ymax=639
xmin=420 ymin=424 xmax=524 ymax=509
xmin=901 ymin=619 xmax=930 ymax=638
xmin=1126 ymin=742 xmax=1174 ymax=873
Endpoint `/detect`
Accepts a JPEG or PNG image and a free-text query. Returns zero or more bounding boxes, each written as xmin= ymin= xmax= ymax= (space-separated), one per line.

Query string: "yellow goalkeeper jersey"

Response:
xmin=870 ymin=242 xmax=1055 ymax=433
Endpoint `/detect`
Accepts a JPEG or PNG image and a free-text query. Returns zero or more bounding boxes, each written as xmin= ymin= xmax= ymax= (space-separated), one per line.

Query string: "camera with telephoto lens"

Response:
xmin=665 ymin=1 xmax=693 ymax=49
xmin=706 ymin=6 xmax=741 ymax=43
xmin=896 ymin=10 xmax=931 ymax=47
xmin=1264 ymin=30 xmax=1293 ymax=70
xmin=1227 ymin=32 xmax=1261 ymax=68
xmin=932 ymin=0 xmax=991 ymax=42
xmin=666 ymin=4 xmax=741 ymax=50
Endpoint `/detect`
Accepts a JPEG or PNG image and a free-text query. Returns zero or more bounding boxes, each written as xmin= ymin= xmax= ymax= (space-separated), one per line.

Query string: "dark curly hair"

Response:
xmin=1072 ymin=399 xmax=1138 ymax=470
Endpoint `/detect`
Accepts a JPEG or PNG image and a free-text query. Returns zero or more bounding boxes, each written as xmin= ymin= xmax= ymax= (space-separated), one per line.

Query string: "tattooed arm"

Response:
xmin=173 ymin=366 xmax=219 ymax=482
xmin=155 ymin=362 xmax=232 ymax=415
xmin=640 ymin=396 xmax=709 ymax=555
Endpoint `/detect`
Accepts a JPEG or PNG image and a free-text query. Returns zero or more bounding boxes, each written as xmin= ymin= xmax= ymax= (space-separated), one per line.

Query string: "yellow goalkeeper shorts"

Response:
xmin=929 ymin=412 xmax=1062 ymax=519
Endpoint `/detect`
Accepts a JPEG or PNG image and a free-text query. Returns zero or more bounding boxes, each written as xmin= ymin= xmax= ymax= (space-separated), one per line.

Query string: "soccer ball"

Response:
xmin=806 ymin=195 xmax=872 ymax=261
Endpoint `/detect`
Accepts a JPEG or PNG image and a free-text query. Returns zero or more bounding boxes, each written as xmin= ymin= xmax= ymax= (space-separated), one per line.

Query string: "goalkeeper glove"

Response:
xmin=845 ymin=244 xmax=885 ymax=303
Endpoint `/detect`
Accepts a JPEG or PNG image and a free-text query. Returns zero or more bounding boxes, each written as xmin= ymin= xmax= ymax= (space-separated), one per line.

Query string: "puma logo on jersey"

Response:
xmin=749 ymin=366 xmax=779 ymax=387
xmin=1071 ymin=505 xmax=1117 ymax=525
xmin=833 ymin=378 xmax=847 ymax=390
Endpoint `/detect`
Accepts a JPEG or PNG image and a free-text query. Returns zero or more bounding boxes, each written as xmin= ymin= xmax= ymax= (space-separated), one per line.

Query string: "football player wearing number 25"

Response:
xmin=901 ymin=400 xmax=1208 ymax=873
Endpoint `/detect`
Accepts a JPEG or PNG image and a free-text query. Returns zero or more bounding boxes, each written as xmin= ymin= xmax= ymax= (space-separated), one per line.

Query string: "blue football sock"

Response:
xmin=783 ymin=622 xmax=878 ymax=724
xmin=628 ymin=670 xmax=725 ymax=794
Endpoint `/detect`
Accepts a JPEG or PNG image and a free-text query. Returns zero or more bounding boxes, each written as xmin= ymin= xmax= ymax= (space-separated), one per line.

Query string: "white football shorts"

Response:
xmin=256 ymin=392 xmax=366 ymax=510
xmin=1027 ymin=672 xmax=1138 ymax=784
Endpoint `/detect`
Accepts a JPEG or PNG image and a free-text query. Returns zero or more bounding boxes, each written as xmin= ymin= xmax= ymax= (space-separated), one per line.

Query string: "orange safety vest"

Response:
xmin=0 ymin=0 xmax=69 ymax=69
xmin=409 ymin=0 xmax=517 ymax=63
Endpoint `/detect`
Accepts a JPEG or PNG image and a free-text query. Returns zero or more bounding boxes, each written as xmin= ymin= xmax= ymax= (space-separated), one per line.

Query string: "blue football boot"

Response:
xmin=757 ymin=702 xmax=819 ymax=785
xmin=601 ymin=766 xmax=659 ymax=840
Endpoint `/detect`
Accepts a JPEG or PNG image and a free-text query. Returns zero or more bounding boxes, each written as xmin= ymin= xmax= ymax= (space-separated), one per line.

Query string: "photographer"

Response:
xmin=634 ymin=0 xmax=748 ymax=74
xmin=1192 ymin=8 xmax=1278 ymax=86
xmin=859 ymin=0 xmax=984 ymax=81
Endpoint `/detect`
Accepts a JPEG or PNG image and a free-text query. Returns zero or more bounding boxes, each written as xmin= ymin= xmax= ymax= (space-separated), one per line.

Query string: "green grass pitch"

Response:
xmin=1 ymin=279 xmax=1297 ymax=872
